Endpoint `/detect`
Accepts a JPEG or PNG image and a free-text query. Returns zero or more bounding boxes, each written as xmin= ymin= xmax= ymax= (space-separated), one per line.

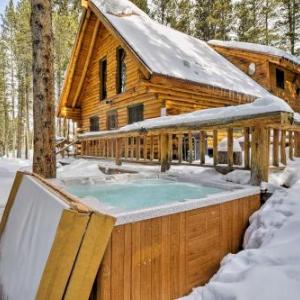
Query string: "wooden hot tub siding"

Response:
xmin=91 ymin=194 xmax=260 ymax=300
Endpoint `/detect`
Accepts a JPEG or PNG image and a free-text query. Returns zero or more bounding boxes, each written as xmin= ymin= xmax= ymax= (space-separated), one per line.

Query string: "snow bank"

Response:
xmin=209 ymin=40 xmax=300 ymax=66
xmin=79 ymin=96 xmax=293 ymax=138
xmin=92 ymin=0 xmax=271 ymax=98
xmin=182 ymin=159 xmax=300 ymax=300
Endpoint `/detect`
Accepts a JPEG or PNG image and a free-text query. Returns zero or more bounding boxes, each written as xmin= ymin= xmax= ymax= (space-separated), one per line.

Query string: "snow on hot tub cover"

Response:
xmin=92 ymin=0 xmax=270 ymax=98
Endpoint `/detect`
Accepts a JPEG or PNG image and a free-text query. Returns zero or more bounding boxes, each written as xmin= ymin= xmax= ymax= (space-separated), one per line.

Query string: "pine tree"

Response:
xmin=131 ymin=0 xmax=149 ymax=14
xmin=31 ymin=0 xmax=56 ymax=178
xmin=277 ymin=0 xmax=300 ymax=54
xmin=173 ymin=0 xmax=193 ymax=34
xmin=151 ymin=0 xmax=176 ymax=25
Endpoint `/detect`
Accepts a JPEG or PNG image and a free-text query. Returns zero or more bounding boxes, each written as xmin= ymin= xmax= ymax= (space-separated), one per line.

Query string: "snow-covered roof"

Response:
xmin=91 ymin=0 xmax=270 ymax=98
xmin=79 ymin=96 xmax=293 ymax=138
xmin=209 ymin=40 xmax=300 ymax=67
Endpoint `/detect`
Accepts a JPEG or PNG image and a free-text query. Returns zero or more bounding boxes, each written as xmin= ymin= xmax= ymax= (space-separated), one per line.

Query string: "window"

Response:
xmin=276 ymin=69 xmax=285 ymax=89
xmin=296 ymin=87 xmax=300 ymax=96
xmin=107 ymin=110 xmax=118 ymax=130
xmin=99 ymin=58 xmax=107 ymax=100
xmin=90 ymin=116 xmax=99 ymax=132
xmin=116 ymin=47 xmax=126 ymax=94
xmin=128 ymin=104 xmax=144 ymax=124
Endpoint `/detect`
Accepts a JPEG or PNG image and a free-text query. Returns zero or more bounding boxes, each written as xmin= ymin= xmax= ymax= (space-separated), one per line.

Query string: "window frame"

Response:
xmin=116 ymin=47 xmax=126 ymax=94
xmin=107 ymin=110 xmax=118 ymax=130
xmin=127 ymin=104 xmax=144 ymax=124
xmin=276 ymin=68 xmax=285 ymax=90
xmin=99 ymin=57 xmax=107 ymax=101
xmin=89 ymin=116 xmax=100 ymax=132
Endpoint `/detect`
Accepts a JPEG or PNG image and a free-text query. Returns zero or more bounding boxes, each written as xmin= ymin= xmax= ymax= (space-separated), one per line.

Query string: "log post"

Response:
xmin=213 ymin=130 xmax=218 ymax=166
xmin=227 ymin=128 xmax=233 ymax=168
xmin=168 ymin=133 xmax=173 ymax=163
xmin=188 ymin=131 xmax=193 ymax=164
xmin=124 ymin=137 xmax=128 ymax=159
xmin=115 ymin=138 xmax=122 ymax=166
xmin=250 ymin=126 xmax=269 ymax=185
xmin=177 ymin=134 xmax=183 ymax=163
xmin=157 ymin=135 xmax=161 ymax=161
xmin=289 ymin=131 xmax=294 ymax=161
xmin=150 ymin=136 xmax=154 ymax=161
xmin=143 ymin=135 xmax=147 ymax=161
xmin=273 ymin=129 xmax=279 ymax=167
xmin=244 ymin=127 xmax=250 ymax=169
xmin=294 ymin=132 xmax=300 ymax=157
xmin=160 ymin=133 xmax=170 ymax=172
xmin=281 ymin=130 xmax=287 ymax=165
xmin=200 ymin=130 xmax=206 ymax=165
xmin=136 ymin=136 xmax=140 ymax=160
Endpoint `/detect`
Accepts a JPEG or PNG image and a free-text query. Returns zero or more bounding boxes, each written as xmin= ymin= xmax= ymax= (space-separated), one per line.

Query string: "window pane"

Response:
xmin=117 ymin=48 xmax=126 ymax=94
xmin=90 ymin=116 xmax=99 ymax=132
xmin=128 ymin=104 xmax=144 ymax=124
xmin=276 ymin=69 xmax=285 ymax=89
xmin=99 ymin=59 xmax=107 ymax=100
xmin=107 ymin=111 xmax=118 ymax=130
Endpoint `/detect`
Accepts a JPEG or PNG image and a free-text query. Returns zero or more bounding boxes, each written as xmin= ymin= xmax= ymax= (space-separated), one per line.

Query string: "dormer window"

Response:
xmin=276 ymin=69 xmax=285 ymax=89
xmin=99 ymin=58 xmax=107 ymax=100
xmin=116 ymin=47 xmax=126 ymax=94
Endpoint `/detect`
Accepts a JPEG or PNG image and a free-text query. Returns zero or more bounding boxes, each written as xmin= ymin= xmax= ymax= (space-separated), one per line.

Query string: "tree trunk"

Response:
xmin=31 ymin=0 xmax=56 ymax=178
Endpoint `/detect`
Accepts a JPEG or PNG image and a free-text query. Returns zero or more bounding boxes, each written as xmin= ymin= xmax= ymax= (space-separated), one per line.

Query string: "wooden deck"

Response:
xmin=90 ymin=194 xmax=260 ymax=300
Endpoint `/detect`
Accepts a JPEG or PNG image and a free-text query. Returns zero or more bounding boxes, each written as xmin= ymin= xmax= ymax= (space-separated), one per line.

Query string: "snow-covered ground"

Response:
xmin=182 ymin=159 xmax=300 ymax=300
xmin=1 ymin=156 xmax=300 ymax=299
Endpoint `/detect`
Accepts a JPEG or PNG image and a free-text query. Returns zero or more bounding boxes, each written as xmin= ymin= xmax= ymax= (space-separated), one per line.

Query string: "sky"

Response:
xmin=0 ymin=0 xmax=10 ymax=16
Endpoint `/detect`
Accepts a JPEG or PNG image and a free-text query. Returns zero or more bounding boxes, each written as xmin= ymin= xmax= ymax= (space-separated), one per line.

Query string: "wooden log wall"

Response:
xmin=90 ymin=194 xmax=261 ymax=300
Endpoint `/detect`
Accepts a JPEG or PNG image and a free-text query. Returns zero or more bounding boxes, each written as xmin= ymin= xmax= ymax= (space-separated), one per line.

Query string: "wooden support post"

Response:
xmin=160 ymin=133 xmax=170 ymax=172
xmin=115 ymin=138 xmax=122 ymax=166
xmin=250 ymin=126 xmax=269 ymax=185
xmin=244 ymin=128 xmax=250 ymax=169
xmin=289 ymin=131 xmax=294 ymax=161
xmin=213 ymin=130 xmax=218 ymax=166
xmin=227 ymin=128 xmax=233 ymax=168
xmin=294 ymin=132 xmax=300 ymax=157
xmin=131 ymin=138 xmax=135 ymax=160
xmin=273 ymin=129 xmax=279 ymax=167
xmin=177 ymin=134 xmax=183 ymax=163
xmin=200 ymin=131 xmax=206 ymax=165
xmin=150 ymin=136 xmax=154 ymax=161
xmin=136 ymin=136 xmax=140 ymax=160
xmin=157 ymin=135 xmax=161 ymax=161
xmin=188 ymin=131 xmax=193 ymax=164
xmin=124 ymin=137 xmax=128 ymax=159
xmin=281 ymin=130 xmax=287 ymax=165
xmin=168 ymin=133 xmax=173 ymax=162
xmin=143 ymin=135 xmax=147 ymax=161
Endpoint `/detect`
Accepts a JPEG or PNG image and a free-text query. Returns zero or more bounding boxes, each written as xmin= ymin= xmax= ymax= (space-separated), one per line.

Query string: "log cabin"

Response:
xmin=209 ymin=40 xmax=300 ymax=112
xmin=57 ymin=0 xmax=300 ymax=163
xmin=58 ymin=0 xmax=275 ymax=133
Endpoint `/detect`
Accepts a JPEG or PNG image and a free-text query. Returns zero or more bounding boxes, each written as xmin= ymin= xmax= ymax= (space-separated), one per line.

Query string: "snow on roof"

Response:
xmin=79 ymin=96 xmax=293 ymax=138
xmin=92 ymin=0 xmax=270 ymax=98
xmin=209 ymin=40 xmax=300 ymax=67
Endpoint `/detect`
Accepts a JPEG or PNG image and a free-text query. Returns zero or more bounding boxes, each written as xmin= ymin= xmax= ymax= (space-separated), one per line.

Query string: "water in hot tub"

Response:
xmin=66 ymin=179 xmax=224 ymax=213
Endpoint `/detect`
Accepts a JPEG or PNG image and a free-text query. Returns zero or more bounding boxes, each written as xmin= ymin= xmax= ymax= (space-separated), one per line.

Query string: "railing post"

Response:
xmin=227 ymin=128 xmax=233 ymax=168
xmin=289 ymin=131 xmax=294 ymax=160
xmin=136 ymin=136 xmax=140 ymax=160
xmin=244 ymin=127 xmax=250 ymax=169
xmin=273 ymin=129 xmax=279 ymax=167
xmin=281 ymin=130 xmax=287 ymax=165
xmin=295 ymin=132 xmax=300 ymax=157
xmin=160 ymin=133 xmax=170 ymax=172
xmin=143 ymin=135 xmax=147 ymax=161
xmin=200 ymin=130 xmax=206 ymax=165
xmin=177 ymin=134 xmax=183 ymax=163
xmin=115 ymin=138 xmax=122 ymax=166
xmin=250 ymin=126 xmax=269 ymax=185
xmin=168 ymin=133 xmax=173 ymax=163
xmin=188 ymin=131 xmax=193 ymax=164
xmin=213 ymin=130 xmax=218 ymax=166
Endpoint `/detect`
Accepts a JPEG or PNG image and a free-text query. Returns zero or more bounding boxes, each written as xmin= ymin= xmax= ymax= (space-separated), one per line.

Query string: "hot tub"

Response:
xmin=62 ymin=175 xmax=260 ymax=299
